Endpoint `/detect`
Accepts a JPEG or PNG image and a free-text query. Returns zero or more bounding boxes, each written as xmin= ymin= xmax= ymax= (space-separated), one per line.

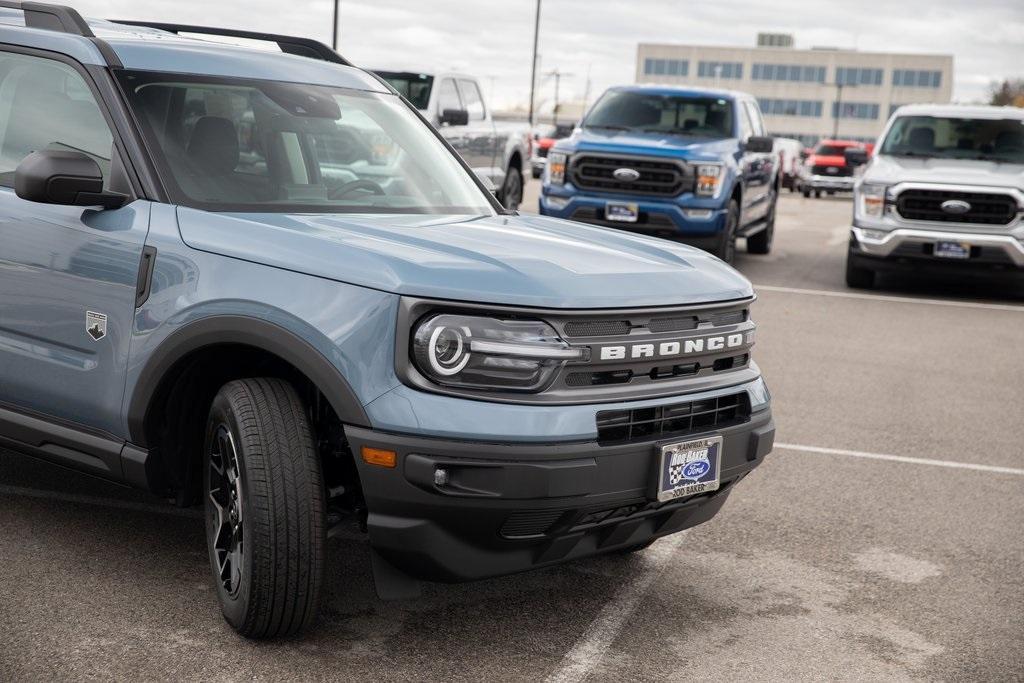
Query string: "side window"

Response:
xmin=744 ymin=101 xmax=766 ymax=136
xmin=457 ymin=79 xmax=486 ymax=121
xmin=0 ymin=51 xmax=114 ymax=187
xmin=437 ymin=78 xmax=462 ymax=115
xmin=737 ymin=102 xmax=754 ymax=139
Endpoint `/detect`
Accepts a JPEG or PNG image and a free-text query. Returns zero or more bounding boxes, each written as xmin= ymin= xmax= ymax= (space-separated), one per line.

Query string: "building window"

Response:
xmin=835 ymin=67 xmax=883 ymax=86
xmin=644 ymin=58 xmax=688 ymax=77
xmin=892 ymin=69 xmax=941 ymax=88
xmin=831 ymin=101 xmax=880 ymax=119
xmin=752 ymin=63 xmax=826 ymax=83
xmin=758 ymin=98 xmax=824 ymax=117
xmin=698 ymin=61 xmax=743 ymax=79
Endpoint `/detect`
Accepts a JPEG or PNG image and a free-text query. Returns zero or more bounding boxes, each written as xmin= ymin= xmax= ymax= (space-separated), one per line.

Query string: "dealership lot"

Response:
xmin=1 ymin=188 xmax=1022 ymax=680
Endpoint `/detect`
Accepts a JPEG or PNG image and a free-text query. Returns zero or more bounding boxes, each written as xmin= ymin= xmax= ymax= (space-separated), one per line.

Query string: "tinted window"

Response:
xmin=457 ymin=79 xmax=485 ymax=121
xmin=0 ymin=52 xmax=113 ymax=187
xmin=880 ymin=115 xmax=1024 ymax=162
xmin=376 ymin=72 xmax=434 ymax=110
xmin=437 ymin=79 xmax=462 ymax=115
xmin=584 ymin=90 xmax=734 ymax=138
xmin=118 ymin=71 xmax=493 ymax=214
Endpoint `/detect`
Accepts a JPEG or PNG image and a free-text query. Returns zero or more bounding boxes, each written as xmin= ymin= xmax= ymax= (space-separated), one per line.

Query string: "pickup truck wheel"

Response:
xmin=500 ymin=166 xmax=523 ymax=211
xmin=746 ymin=201 xmax=775 ymax=255
xmin=714 ymin=199 xmax=740 ymax=264
xmin=845 ymin=254 xmax=876 ymax=289
xmin=204 ymin=378 xmax=326 ymax=639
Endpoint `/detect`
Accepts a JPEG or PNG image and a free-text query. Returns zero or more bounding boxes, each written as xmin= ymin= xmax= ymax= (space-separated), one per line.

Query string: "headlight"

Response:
xmin=695 ymin=164 xmax=724 ymax=197
xmin=857 ymin=183 xmax=888 ymax=218
xmin=547 ymin=152 xmax=567 ymax=184
xmin=412 ymin=314 xmax=585 ymax=391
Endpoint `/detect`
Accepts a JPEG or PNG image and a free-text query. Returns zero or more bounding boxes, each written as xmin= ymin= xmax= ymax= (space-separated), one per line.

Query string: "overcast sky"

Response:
xmin=78 ymin=0 xmax=1023 ymax=110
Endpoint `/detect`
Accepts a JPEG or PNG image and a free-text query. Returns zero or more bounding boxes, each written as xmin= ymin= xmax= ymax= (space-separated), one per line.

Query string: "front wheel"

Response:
xmin=204 ymin=378 xmax=326 ymax=639
xmin=801 ymin=187 xmax=811 ymax=198
xmin=845 ymin=254 xmax=876 ymax=289
xmin=713 ymin=199 xmax=740 ymax=264
xmin=747 ymin=200 xmax=776 ymax=255
xmin=499 ymin=165 xmax=524 ymax=211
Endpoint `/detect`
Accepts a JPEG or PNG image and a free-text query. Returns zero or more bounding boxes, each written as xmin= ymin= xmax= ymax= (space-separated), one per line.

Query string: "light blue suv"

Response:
xmin=0 ymin=3 xmax=774 ymax=638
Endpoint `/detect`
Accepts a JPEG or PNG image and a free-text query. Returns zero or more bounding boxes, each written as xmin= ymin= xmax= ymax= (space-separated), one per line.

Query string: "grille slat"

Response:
xmin=811 ymin=164 xmax=852 ymax=177
xmin=596 ymin=393 xmax=750 ymax=445
xmin=896 ymin=189 xmax=1018 ymax=225
xmin=500 ymin=510 xmax=564 ymax=538
xmin=571 ymin=155 xmax=691 ymax=197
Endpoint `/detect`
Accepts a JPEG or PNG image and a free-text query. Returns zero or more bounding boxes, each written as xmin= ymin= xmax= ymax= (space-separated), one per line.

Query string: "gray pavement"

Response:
xmin=1 ymin=185 xmax=1022 ymax=681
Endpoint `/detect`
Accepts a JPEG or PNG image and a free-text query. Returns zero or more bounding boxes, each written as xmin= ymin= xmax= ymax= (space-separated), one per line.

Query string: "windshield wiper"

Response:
xmin=584 ymin=124 xmax=631 ymax=131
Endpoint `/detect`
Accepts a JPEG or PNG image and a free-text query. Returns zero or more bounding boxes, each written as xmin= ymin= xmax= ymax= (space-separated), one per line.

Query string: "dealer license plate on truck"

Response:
xmin=656 ymin=436 xmax=722 ymax=502
xmin=605 ymin=202 xmax=639 ymax=222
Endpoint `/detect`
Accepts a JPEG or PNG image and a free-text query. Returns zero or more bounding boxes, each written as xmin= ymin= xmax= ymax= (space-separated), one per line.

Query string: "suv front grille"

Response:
xmin=571 ymin=155 xmax=691 ymax=197
xmin=596 ymin=392 xmax=750 ymax=445
xmin=896 ymin=189 xmax=1018 ymax=225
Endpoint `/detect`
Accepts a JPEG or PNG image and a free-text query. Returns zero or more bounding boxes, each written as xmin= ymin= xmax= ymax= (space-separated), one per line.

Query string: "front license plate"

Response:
xmin=605 ymin=202 xmax=639 ymax=223
xmin=657 ymin=436 xmax=722 ymax=502
xmin=935 ymin=241 xmax=971 ymax=259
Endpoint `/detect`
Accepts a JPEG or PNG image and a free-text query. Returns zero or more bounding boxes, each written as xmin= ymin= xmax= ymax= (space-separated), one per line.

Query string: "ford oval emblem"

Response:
xmin=940 ymin=199 xmax=972 ymax=215
xmin=613 ymin=167 xmax=641 ymax=182
xmin=682 ymin=460 xmax=710 ymax=480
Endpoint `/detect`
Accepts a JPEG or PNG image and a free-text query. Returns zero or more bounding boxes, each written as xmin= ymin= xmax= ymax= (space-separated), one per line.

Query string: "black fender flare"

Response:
xmin=126 ymin=315 xmax=371 ymax=446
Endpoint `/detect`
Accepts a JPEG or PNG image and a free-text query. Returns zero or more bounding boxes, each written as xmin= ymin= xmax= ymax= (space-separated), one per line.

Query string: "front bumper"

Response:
xmin=850 ymin=226 xmax=1024 ymax=270
xmin=800 ymin=174 xmax=855 ymax=192
xmin=539 ymin=187 xmax=727 ymax=247
xmin=346 ymin=408 xmax=774 ymax=582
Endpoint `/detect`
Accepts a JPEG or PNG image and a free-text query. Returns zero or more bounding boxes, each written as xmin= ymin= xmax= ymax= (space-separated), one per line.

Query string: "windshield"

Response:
xmin=583 ymin=91 xmax=734 ymax=138
xmin=375 ymin=72 xmax=433 ymax=110
xmin=880 ymin=115 xmax=1024 ymax=163
xmin=117 ymin=71 xmax=493 ymax=214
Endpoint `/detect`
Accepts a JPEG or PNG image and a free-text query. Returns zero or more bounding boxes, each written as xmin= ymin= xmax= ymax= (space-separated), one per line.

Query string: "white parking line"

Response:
xmin=545 ymin=532 xmax=687 ymax=683
xmin=754 ymin=284 xmax=1024 ymax=312
xmin=776 ymin=443 xmax=1024 ymax=476
xmin=0 ymin=484 xmax=202 ymax=517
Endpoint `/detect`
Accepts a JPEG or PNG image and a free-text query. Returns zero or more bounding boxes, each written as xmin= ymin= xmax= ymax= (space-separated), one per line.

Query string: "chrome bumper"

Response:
xmin=802 ymin=175 xmax=856 ymax=191
xmin=851 ymin=226 xmax=1024 ymax=267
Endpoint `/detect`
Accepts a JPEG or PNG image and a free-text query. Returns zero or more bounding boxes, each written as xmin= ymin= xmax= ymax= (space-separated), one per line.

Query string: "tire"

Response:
xmin=499 ymin=164 xmax=524 ymax=211
xmin=531 ymin=166 xmax=542 ymax=179
xmin=713 ymin=199 xmax=740 ymax=264
xmin=747 ymin=199 xmax=776 ymax=255
xmin=814 ymin=190 xmax=822 ymax=198
xmin=204 ymin=378 xmax=326 ymax=639
xmin=801 ymin=187 xmax=811 ymax=198
xmin=845 ymin=254 xmax=876 ymax=289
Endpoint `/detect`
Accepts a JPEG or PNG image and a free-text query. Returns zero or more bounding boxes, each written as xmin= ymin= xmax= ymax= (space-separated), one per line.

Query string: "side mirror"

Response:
xmin=15 ymin=150 xmax=126 ymax=209
xmin=440 ymin=108 xmax=470 ymax=126
xmin=745 ymin=136 xmax=774 ymax=153
xmin=844 ymin=148 xmax=869 ymax=167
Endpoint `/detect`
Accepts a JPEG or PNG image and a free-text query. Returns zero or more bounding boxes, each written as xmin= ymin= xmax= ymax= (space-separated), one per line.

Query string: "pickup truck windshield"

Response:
xmin=880 ymin=115 xmax=1024 ymax=163
xmin=583 ymin=91 xmax=734 ymax=138
xmin=375 ymin=72 xmax=434 ymax=110
xmin=116 ymin=71 xmax=493 ymax=214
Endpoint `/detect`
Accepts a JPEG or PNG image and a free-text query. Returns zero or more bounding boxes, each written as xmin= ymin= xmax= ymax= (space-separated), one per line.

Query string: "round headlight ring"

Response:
xmin=427 ymin=325 xmax=471 ymax=376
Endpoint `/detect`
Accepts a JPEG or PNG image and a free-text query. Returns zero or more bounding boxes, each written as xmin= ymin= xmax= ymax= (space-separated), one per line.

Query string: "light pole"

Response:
xmin=528 ymin=0 xmax=541 ymax=126
xmin=331 ymin=0 xmax=339 ymax=50
xmin=546 ymin=69 xmax=573 ymax=126
xmin=832 ymin=82 xmax=844 ymax=138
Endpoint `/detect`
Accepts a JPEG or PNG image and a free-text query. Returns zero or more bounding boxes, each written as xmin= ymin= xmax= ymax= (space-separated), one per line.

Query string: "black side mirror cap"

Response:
xmin=14 ymin=150 xmax=127 ymax=209
xmin=440 ymin=108 xmax=470 ymax=126
xmin=745 ymin=136 xmax=775 ymax=154
xmin=845 ymin=148 xmax=870 ymax=167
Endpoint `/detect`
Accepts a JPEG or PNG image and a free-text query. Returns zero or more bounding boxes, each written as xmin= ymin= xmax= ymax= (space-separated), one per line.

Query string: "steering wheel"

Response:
xmin=329 ymin=179 xmax=386 ymax=200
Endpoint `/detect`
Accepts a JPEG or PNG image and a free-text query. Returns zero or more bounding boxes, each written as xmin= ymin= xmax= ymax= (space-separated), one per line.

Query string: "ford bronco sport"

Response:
xmin=538 ymin=85 xmax=780 ymax=264
xmin=847 ymin=104 xmax=1024 ymax=288
xmin=0 ymin=3 xmax=774 ymax=639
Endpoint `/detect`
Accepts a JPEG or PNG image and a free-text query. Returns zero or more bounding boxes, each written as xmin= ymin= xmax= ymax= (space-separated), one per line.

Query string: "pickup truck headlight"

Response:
xmin=857 ymin=183 xmax=888 ymax=218
xmin=412 ymin=314 xmax=585 ymax=391
xmin=547 ymin=152 xmax=567 ymax=184
xmin=695 ymin=164 xmax=724 ymax=197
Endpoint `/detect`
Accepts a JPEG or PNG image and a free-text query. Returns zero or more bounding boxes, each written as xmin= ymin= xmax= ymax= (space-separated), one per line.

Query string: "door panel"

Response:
xmin=737 ymin=101 xmax=771 ymax=224
xmin=0 ymin=49 xmax=148 ymax=439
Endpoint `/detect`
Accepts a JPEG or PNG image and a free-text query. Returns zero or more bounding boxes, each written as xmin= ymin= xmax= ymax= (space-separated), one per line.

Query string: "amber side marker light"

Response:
xmin=361 ymin=446 xmax=397 ymax=468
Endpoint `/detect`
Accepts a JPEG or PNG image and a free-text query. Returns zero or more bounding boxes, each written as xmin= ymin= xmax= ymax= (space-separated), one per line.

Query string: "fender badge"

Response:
xmin=86 ymin=311 xmax=107 ymax=341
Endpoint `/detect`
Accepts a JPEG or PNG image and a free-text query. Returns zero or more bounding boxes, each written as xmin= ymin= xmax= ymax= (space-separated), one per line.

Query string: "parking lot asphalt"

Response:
xmin=2 ymin=185 xmax=1022 ymax=681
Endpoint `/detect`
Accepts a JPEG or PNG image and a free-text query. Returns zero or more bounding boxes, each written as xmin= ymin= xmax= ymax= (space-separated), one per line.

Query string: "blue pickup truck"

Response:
xmin=539 ymin=85 xmax=779 ymax=263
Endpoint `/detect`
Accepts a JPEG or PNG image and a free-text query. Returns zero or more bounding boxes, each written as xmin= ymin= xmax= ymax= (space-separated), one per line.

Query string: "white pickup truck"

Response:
xmin=374 ymin=70 xmax=531 ymax=211
xmin=847 ymin=104 xmax=1024 ymax=288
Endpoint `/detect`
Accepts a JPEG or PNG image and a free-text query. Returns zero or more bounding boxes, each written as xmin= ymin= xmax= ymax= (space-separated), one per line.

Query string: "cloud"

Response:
xmin=75 ymin=0 xmax=1024 ymax=107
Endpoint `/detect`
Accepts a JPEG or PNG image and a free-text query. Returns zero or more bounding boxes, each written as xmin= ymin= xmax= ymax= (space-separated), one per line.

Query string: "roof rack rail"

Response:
xmin=0 ymin=0 xmax=93 ymax=36
xmin=112 ymin=21 xmax=351 ymax=66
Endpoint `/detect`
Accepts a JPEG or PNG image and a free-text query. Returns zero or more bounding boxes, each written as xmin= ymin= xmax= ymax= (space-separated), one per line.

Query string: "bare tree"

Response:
xmin=988 ymin=79 xmax=1024 ymax=107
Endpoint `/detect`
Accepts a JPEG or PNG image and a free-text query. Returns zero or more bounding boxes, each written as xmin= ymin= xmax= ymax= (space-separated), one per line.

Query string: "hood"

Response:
xmin=176 ymin=209 xmax=752 ymax=309
xmin=562 ymin=129 xmax=738 ymax=161
xmin=867 ymin=154 xmax=1024 ymax=187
